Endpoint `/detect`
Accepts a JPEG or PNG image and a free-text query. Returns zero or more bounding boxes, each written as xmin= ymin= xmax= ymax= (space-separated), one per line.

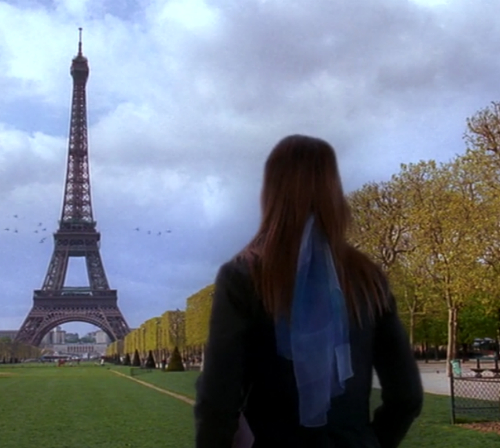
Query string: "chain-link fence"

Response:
xmin=450 ymin=366 xmax=500 ymax=423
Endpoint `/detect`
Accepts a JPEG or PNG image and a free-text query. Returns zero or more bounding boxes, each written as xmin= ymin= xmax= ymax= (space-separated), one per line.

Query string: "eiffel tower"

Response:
xmin=15 ymin=29 xmax=130 ymax=346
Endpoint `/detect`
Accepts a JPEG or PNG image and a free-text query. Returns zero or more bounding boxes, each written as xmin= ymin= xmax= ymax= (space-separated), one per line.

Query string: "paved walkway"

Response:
xmin=373 ymin=362 xmax=451 ymax=396
xmin=373 ymin=361 xmax=500 ymax=396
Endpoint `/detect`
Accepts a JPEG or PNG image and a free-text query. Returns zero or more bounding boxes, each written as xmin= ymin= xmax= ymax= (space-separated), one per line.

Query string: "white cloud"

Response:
xmin=54 ymin=0 xmax=91 ymax=18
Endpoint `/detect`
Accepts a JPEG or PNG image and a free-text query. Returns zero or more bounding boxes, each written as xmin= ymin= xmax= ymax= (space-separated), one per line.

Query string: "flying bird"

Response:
xmin=4 ymin=228 xmax=9 ymax=231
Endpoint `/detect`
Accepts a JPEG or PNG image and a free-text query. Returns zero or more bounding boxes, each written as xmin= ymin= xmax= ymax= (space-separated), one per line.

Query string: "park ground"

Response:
xmin=0 ymin=362 xmax=499 ymax=447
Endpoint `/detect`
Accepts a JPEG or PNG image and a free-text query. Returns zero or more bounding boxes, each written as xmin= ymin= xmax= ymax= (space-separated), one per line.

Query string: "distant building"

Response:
xmin=0 ymin=330 xmax=17 ymax=340
xmin=40 ymin=327 xmax=67 ymax=345
xmin=52 ymin=343 xmax=107 ymax=357
xmin=40 ymin=328 xmax=110 ymax=349
xmin=52 ymin=326 xmax=66 ymax=344
xmin=95 ymin=330 xmax=110 ymax=344
xmin=41 ymin=332 xmax=53 ymax=345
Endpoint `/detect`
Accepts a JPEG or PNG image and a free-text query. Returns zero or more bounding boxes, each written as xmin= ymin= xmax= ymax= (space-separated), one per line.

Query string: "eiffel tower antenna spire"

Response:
xmin=78 ymin=27 xmax=83 ymax=55
xmin=15 ymin=31 xmax=130 ymax=346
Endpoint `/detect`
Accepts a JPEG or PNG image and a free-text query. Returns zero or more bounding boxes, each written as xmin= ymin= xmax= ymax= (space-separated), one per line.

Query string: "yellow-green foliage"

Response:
xmin=0 ymin=337 xmax=41 ymax=359
xmin=106 ymin=341 xmax=118 ymax=357
xmin=124 ymin=328 xmax=143 ymax=356
xmin=144 ymin=317 xmax=161 ymax=352
xmin=161 ymin=310 xmax=186 ymax=351
xmin=185 ymin=284 xmax=214 ymax=347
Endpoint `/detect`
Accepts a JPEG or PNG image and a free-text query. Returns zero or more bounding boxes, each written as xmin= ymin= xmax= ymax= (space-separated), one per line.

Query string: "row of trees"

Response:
xmin=108 ymin=102 xmax=500 ymax=375
xmin=0 ymin=337 xmax=41 ymax=362
xmin=106 ymin=285 xmax=214 ymax=366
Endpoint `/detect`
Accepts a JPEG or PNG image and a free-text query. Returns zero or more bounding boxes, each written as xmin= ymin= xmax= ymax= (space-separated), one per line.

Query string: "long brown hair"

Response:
xmin=241 ymin=135 xmax=389 ymax=325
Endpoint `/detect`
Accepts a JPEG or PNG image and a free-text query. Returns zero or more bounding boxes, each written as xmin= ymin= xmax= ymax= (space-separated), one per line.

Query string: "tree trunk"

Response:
xmin=446 ymin=307 xmax=458 ymax=377
xmin=200 ymin=349 xmax=205 ymax=372
xmin=496 ymin=307 xmax=500 ymax=360
xmin=409 ymin=311 xmax=415 ymax=348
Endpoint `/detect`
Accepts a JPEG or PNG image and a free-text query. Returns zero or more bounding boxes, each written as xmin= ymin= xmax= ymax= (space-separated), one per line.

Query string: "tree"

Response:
xmin=166 ymin=310 xmax=186 ymax=350
xmin=185 ymin=285 xmax=214 ymax=348
xmin=466 ymin=101 xmax=500 ymax=169
xmin=464 ymin=103 xmax=500 ymax=356
xmin=388 ymin=256 xmax=431 ymax=347
xmin=349 ymin=154 xmax=489 ymax=373
xmin=0 ymin=337 xmax=40 ymax=362
xmin=349 ymin=175 xmax=436 ymax=347
xmin=80 ymin=335 xmax=95 ymax=343
xmin=398 ymin=157 xmax=487 ymax=374
xmin=348 ymin=180 xmax=414 ymax=270
xmin=124 ymin=329 xmax=140 ymax=359
xmin=457 ymin=297 xmax=498 ymax=346
xmin=0 ymin=337 xmax=11 ymax=360
xmin=414 ymin=311 xmax=448 ymax=360
xmin=144 ymin=317 xmax=161 ymax=363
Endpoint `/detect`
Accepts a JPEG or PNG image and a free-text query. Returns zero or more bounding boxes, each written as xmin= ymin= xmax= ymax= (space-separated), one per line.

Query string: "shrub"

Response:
xmin=132 ymin=350 xmax=141 ymax=367
xmin=166 ymin=346 xmax=185 ymax=372
xmin=145 ymin=351 xmax=156 ymax=369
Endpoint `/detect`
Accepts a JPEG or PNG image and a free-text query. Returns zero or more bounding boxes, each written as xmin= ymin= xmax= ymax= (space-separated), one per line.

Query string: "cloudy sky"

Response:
xmin=1 ymin=0 xmax=499 ymax=337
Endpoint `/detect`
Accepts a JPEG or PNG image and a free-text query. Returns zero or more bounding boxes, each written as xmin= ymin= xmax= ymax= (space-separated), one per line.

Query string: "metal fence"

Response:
xmin=450 ymin=371 xmax=500 ymax=423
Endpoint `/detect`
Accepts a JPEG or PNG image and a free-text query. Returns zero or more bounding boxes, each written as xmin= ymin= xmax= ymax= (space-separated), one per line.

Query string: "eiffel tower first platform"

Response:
xmin=15 ymin=30 xmax=130 ymax=346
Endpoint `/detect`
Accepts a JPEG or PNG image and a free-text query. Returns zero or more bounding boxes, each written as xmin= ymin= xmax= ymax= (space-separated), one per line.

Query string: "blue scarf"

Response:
xmin=275 ymin=215 xmax=353 ymax=427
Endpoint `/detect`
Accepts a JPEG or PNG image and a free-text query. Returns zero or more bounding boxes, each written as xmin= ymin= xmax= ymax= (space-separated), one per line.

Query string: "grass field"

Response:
xmin=0 ymin=364 xmax=193 ymax=448
xmin=0 ymin=363 xmax=499 ymax=447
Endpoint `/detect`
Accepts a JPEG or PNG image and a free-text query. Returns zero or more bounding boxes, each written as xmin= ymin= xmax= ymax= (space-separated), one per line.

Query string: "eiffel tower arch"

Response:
xmin=16 ymin=29 xmax=130 ymax=346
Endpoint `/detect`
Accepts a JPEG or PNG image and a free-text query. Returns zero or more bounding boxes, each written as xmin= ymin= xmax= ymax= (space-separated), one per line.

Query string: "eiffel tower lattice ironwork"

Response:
xmin=16 ymin=29 xmax=130 ymax=346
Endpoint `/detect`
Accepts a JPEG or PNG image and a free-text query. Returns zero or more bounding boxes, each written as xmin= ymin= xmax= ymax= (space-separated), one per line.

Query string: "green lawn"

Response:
xmin=114 ymin=366 xmax=198 ymax=399
xmin=0 ymin=364 xmax=193 ymax=448
xmin=400 ymin=393 xmax=499 ymax=446
xmin=0 ymin=363 xmax=499 ymax=447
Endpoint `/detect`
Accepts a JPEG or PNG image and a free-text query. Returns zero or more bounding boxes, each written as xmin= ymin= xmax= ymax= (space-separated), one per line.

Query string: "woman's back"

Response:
xmin=194 ymin=254 xmax=423 ymax=448
xmin=194 ymin=135 xmax=423 ymax=447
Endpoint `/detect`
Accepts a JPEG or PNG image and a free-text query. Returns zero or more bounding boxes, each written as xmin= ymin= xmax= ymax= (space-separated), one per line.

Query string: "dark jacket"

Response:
xmin=194 ymin=259 xmax=423 ymax=448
